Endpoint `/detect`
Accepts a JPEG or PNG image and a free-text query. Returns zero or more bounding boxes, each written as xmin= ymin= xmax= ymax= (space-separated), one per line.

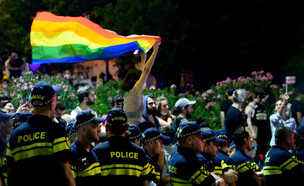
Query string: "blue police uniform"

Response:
xmin=70 ymin=139 xmax=101 ymax=185
xmin=169 ymin=146 xmax=215 ymax=185
xmin=230 ymin=149 xmax=260 ymax=185
xmin=1 ymin=148 xmax=7 ymax=186
xmin=92 ymin=136 xmax=151 ymax=185
xmin=264 ymin=146 xmax=304 ymax=186
xmin=296 ymin=148 xmax=304 ymax=162
xmin=214 ymin=150 xmax=236 ymax=172
xmin=169 ymin=122 xmax=215 ymax=185
xmin=6 ymin=115 xmax=71 ymax=186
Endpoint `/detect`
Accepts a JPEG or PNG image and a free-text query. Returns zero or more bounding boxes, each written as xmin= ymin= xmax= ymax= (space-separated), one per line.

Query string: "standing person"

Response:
xmin=70 ymin=85 xmax=97 ymax=119
xmin=170 ymin=98 xmax=196 ymax=144
xmin=6 ymin=81 xmax=75 ymax=186
xmin=141 ymin=95 xmax=160 ymax=129
xmin=156 ymin=96 xmax=174 ymax=126
xmin=230 ymin=130 xmax=263 ymax=186
xmin=269 ymin=93 xmax=296 ymax=147
xmin=170 ymin=98 xmax=196 ymax=133
xmin=6 ymin=52 xmax=24 ymax=78
xmin=69 ymin=110 xmax=104 ymax=185
xmin=244 ymin=92 xmax=260 ymax=142
xmin=220 ymin=87 xmax=234 ymax=129
xmin=291 ymin=89 xmax=303 ymax=127
xmin=168 ymin=122 xmax=219 ymax=185
xmin=263 ymin=126 xmax=304 ymax=186
xmin=92 ymin=108 xmax=151 ymax=185
xmin=121 ymin=42 xmax=160 ymax=124
xmin=225 ymin=89 xmax=247 ymax=142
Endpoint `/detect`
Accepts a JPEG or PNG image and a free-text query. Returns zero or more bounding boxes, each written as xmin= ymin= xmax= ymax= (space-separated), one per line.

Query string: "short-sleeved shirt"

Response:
xmin=69 ymin=139 xmax=101 ymax=186
xmin=291 ymin=100 xmax=303 ymax=126
xmin=92 ymin=136 xmax=150 ymax=186
xmin=6 ymin=115 xmax=71 ymax=186
xmin=144 ymin=150 xmax=161 ymax=182
xmin=220 ymin=99 xmax=233 ymax=116
xmin=269 ymin=112 xmax=297 ymax=146
xmin=214 ymin=150 xmax=236 ymax=174
xmin=168 ymin=146 xmax=215 ymax=185
xmin=230 ymin=149 xmax=259 ymax=185
xmin=225 ymin=107 xmax=246 ymax=141
xmin=264 ymin=146 xmax=304 ymax=186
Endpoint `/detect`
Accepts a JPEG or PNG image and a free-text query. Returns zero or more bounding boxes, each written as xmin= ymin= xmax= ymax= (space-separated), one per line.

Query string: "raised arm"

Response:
xmin=133 ymin=41 xmax=160 ymax=95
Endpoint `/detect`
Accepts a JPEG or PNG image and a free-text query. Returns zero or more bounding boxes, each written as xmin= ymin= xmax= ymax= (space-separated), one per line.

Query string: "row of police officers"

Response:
xmin=3 ymin=81 xmax=304 ymax=186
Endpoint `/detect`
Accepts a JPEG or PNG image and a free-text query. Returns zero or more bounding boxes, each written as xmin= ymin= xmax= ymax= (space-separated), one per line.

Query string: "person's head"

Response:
xmin=10 ymin=51 xmax=18 ymax=59
xmin=195 ymin=116 xmax=209 ymax=128
xmin=174 ymin=98 xmax=196 ymax=119
xmin=138 ymin=121 xmax=155 ymax=132
xmin=176 ymin=122 xmax=204 ymax=154
xmin=30 ymin=81 xmax=57 ymax=115
xmin=246 ymin=92 xmax=260 ymax=104
xmin=75 ymin=110 xmax=105 ymax=143
xmin=232 ymin=89 xmax=247 ymax=104
xmin=106 ymin=108 xmax=129 ymax=136
xmin=233 ymin=129 xmax=252 ymax=152
xmin=294 ymin=89 xmax=303 ymax=101
xmin=156 ymin=96 xmax=169 ymax=117
xmin=142 ymin=128 xmax=167 ymax=156
xmin=201 ymin=127 xmax=218 ymax=158
xmin=274 ymin=98 xmax=283 ymax=113
xmin=76 ymin=85 xmax=96 ymax=105
xmin=275 ymin=126 xmax=294 ymax=150
xmin=159 ymin=125 xmax=175 ymax=146
xmin=146 ymin=96 xmax=156 ymax=115
xmin=0 ymin=112 xmax=16 ymax=137
xmin=126 ymin=124 xmax=142 ymax=146
xmin=55 ymin=100 xmax=66 ymax=120
xmin=3 ymin=79 xmax=9 ymax=89
xmin=214 ymin=129 xmax=229 ymax=153
xmin=110 ymin=95 xmax=124 ymax=109
xmin=226 ymin=87 xmax=235 ymax=97
xmin=3 ymin=100 xmax=15 ymax=114
xmin=120 ymin=69 xmax=142 ymax=91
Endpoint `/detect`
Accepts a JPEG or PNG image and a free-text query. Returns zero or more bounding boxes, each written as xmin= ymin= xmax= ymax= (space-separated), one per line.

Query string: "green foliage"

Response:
xmin=8 ymin=72 xmax=77 ymax=113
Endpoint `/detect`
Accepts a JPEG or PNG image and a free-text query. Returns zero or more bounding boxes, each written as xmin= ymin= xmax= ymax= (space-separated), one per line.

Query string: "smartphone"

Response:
xmin=21 ymin=99 xmax=27 ymax=105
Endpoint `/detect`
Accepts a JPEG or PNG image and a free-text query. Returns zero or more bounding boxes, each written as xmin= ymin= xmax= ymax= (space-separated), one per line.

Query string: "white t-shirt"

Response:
xmin=269 ymin=112 xmax=296 ymax=146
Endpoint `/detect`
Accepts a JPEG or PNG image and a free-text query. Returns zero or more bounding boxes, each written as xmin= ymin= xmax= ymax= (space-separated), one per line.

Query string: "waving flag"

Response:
xmin=30 ymin=11 xmax=161 ymax=65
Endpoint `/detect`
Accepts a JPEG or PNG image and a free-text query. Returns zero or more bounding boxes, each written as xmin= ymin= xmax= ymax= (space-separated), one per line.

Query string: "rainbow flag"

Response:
xmin=30 ymin=11 xmax=161 ymax=65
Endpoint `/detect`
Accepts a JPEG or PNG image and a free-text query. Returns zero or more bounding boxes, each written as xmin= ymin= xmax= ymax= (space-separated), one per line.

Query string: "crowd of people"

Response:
xmin=1 ymin=42 xmax=304 ymax=185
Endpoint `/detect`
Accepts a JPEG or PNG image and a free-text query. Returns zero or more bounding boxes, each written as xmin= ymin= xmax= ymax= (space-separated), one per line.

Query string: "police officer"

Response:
xmin=125 ymin=124 xmax=142 ymax=146
xmin=6 ymin=81 xmax=75 ymax=186
xmin=168 ymin=122 xmax=216 ymax=185
xmin=264 ymin=126 xmax=304 ymax=186
xmin=142 ymin=127 xmax=168 ymax=185
xmin=213 ymin=129 xmax=238 ymax=185
xmin=230 ymin=130 xmax=262 ymax=186
xmin=1 ymin=111 xmax=32 ymax=186
xmin=92 ymin=108 xmax=150 ymax=185
xmin=69 ymin=110 xmax=105 ymax=185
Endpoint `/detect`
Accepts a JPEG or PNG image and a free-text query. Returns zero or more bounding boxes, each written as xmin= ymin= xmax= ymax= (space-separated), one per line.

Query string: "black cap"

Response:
xmin=75 ymin=110 xmax=105 ymax=129
xmin=176 ymin=122 xmax=201 ymax=139
xmin=142 ymin=127 xmax=170 ymax=144
xmin=106 ymin=108 xmax=127 ymax=126
xmin=31 ymin=81 xmax=56 ymax=107
xmin=13 ymin=111 xmax=32 ymax=129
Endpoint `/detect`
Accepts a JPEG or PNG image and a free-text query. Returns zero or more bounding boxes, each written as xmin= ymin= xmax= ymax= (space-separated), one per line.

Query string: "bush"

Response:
xmin=9 ymin=72 xmax=77 ymax=114
xmin=8 ymin=70 xmax=292 ymax=131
